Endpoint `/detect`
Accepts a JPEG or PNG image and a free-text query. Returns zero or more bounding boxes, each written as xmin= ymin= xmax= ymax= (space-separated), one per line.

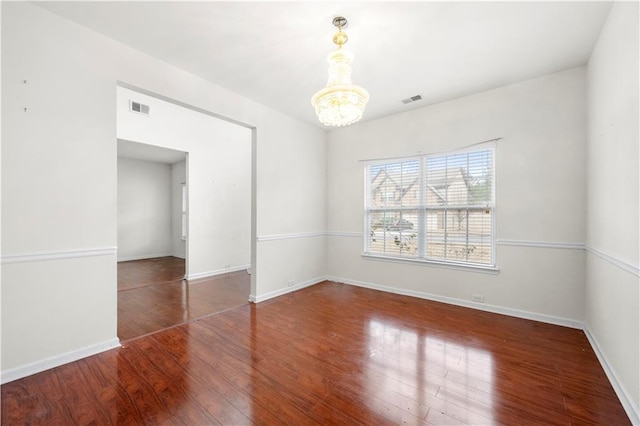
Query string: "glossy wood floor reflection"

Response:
xmin=118 ymin=256 xmax=186 ymax=291
xmin=2 ymin=282 xmax=630 ymax=425
xmin=117 ymin=257 xmax=250 ymax=341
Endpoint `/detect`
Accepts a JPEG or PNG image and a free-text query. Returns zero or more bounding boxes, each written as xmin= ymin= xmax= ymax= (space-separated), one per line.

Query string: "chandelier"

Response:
xmin=311 ymin=16 xmax=369 ymax=127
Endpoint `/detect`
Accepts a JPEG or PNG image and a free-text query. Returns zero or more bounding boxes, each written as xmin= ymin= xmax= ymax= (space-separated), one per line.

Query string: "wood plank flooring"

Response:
xmin=117 ymin=257 xmax=250 ymax=341
xmin=118 ymin=257 xmax=187 ymax=291
xmin=2 ymin=281 xmax=630 ymax=425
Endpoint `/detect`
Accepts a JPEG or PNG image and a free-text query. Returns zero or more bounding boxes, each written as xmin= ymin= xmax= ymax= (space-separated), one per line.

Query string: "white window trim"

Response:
xmin=181 ymin=183 xmax=187 ymax=241
xmin=363 ymin=144 xmax=496 ymax=271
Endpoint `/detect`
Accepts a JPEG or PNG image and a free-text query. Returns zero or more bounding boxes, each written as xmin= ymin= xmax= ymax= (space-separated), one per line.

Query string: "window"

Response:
xmin=181 ymin=183 xmax=187 ymax=240
xmin=364 ymin=146 xmax=495 ymax=268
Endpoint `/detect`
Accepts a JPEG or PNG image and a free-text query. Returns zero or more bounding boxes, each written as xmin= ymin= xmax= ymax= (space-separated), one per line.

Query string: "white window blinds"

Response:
xmin=365 ymin=146 xmax=495 ymax=267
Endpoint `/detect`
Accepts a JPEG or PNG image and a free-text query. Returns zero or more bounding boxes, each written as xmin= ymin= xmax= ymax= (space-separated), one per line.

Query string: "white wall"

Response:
xmin=327 ymin=67 xmax=587 ymax=325
xmin=117 ymin=157 xmax=172 ymax=261
xmin=171 ymin=160 xmax=187 ymax=259
xmin=117 ymin=87 xmax=251 ymax=278
xmin=586 ymin=2 xmax=639 ymax=421
xmin=1 ymin=2 xmax=326 ymax=381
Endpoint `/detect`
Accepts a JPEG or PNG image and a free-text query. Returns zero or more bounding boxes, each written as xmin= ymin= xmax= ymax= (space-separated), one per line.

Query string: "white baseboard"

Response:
xmin=328 ymin=275 xmax=637 ymax=424
xmin=327 ymin=275 xmax=584 ymax=329
xmin=1 ymin=338 xmax=121 ymax=385
xmin=584 ymin=327 xmax=640 ymax=425
xmin=249 ymin=276 xmax=327 ymax=303
xmin=187 ymin=264 xmax=251 ymax=281
xmin=117 ymin=252 xmax=173 ymax=262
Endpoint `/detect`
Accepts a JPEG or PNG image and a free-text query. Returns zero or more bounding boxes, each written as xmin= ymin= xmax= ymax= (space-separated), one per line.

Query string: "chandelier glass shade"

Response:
xmin=311 ymin=17 xmax=369 ymax=127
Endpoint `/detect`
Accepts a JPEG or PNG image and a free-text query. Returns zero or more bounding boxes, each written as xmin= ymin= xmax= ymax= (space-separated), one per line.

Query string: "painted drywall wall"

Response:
xmin=1 ymin=2 xmax=326 ymax=379
xmin=2 ymin=3 xmax=120 ymax=377
xmin=586 ymin=2 xmax=639 ymax=420
xmin=117 ymin=86 xmax=250 ymax=278
xmin=171 ymin=160 xmax=187 ymax=259
xmin=327 ymin=67 xmax=587 ymax=324
xmin=1 ymin=256 xmax=118 ymax=376
xmin=117 ymin=157 xmax=172 ymax=261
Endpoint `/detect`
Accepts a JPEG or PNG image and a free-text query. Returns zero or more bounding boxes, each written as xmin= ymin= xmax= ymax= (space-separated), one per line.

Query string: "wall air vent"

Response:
xmin=129 ymin=100 xmax=150 ymax=115
xmin=401 ymin=94 xmax=423 ymax=105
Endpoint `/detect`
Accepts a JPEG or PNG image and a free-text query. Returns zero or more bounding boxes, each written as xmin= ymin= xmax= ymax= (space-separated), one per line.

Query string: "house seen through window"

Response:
xmin=364 ymin=145 xmax=495 ymax=267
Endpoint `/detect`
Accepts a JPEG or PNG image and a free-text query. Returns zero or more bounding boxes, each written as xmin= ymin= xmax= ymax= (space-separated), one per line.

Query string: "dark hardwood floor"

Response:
xmin=117 ymin=257 xmax=251 ymax=341
xmin=118 ymin=256 xmax=187 ymax=291
xmin=2 ymin=281 xmax=630 ymax=425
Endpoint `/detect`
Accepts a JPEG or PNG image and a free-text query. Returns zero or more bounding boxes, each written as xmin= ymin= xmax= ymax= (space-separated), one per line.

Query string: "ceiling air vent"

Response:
xmin=401 ymin=94 xmax=423 ymax=105
xmin=129 ymin=100 xmax=150 ymax=115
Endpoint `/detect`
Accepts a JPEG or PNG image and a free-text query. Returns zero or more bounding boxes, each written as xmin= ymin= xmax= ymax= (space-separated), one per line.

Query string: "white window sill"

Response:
xmin=361 ymin=253 xmax=500 ymax=274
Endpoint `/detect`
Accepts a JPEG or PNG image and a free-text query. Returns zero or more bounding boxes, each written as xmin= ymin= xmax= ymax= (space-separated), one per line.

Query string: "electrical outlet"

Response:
xmin=288 ymin=280 xmax=295 ymax=287
xmin=472 ymin=294 xmax=485 ymax=303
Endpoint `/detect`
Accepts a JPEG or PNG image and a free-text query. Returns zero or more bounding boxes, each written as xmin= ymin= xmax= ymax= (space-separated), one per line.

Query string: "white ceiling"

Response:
xmin=36 ymin=1 xmax=612 ymax=130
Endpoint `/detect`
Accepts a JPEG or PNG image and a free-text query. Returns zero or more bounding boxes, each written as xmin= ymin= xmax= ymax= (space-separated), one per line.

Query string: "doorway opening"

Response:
xmin=116 ymin=84 xmax=254 ymax=341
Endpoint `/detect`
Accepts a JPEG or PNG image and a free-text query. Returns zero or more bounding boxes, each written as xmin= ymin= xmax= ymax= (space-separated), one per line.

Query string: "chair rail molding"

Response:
xmin=585 ymin=245 xmax=640 ymax=277
xmin=1 ymin=247 xmax=117 ymax=264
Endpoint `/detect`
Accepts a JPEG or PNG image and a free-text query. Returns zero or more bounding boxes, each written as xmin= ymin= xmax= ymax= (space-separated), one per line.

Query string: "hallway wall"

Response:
xmin=117 ymin=157 xmax=172 ymax=261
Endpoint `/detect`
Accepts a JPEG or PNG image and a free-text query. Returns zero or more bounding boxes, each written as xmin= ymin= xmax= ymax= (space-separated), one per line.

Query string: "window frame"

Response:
xmin=363 ymin=144 xmax=497 ymax=272
xmin=181 ymin=183 xmax=187 ymax=241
